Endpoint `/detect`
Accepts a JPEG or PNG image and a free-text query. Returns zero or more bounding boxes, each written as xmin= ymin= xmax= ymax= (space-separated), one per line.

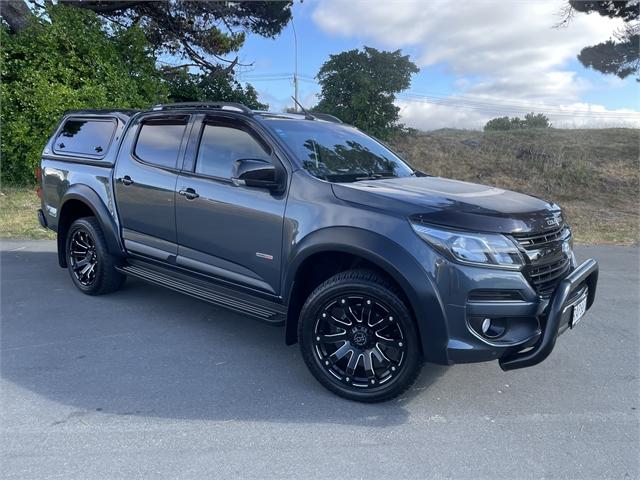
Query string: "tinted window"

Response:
xmin=195 ymin=124 xmax=270 ymax=179
xmin=262 ymin=118 xmax=414 ymax=183
xmin=135 ymin=118 xmax=188 ymax=169
xmin=54 ymin=119 xmax=115 ymax=157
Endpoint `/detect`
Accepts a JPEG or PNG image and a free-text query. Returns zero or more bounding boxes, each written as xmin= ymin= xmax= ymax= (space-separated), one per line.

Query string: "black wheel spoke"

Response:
xmin=346 ymin=351 xmax=361 ymax=376
xmin=371 ymin=316 xmax=393 ymax=331
xmin=374 ymin=344 xmax=393 ymax=364
xmin=317 ymin=331 xmax=347 ymax=343
xmin=376 ymin=334 xmax=402 ymax=350
xmin=326 ymin=314 xmax=351 ymax=329
xmin=363 ymin=351 xmax=376 ymax=379
xmin=346 ymin=306 xmax=361 ymax=324
xmin=361 ymin=299 xmax=373 ymax=324
xmin=329 ymin=342 xmax=352 ymax=362
xmin=73 ymin=258 xmax=91 ymax=270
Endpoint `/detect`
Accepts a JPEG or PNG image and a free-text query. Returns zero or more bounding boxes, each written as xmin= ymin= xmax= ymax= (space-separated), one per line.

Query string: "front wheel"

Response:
xmin=298 ymin=270 xmax=422 ymax=402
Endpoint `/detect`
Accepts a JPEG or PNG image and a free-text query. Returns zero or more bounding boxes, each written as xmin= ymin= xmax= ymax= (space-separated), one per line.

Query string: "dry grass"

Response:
xmin=0 ymin=186 xmax=54 ymax=240
xmin=392 ymin=128 xmax=640 ymax=244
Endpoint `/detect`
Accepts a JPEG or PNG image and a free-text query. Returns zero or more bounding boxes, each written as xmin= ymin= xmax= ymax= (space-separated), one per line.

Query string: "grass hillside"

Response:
xmin=392 ymin=128 xmax=639 ymax=244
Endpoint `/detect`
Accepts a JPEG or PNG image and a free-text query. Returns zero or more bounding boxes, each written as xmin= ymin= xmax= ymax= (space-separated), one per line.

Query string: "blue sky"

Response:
xmin=233 ymin=0 xmax=639 ymax=130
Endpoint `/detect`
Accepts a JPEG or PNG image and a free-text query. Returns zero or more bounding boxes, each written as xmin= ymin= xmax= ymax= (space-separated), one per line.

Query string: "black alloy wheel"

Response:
xmin=299 ymin=269 xmax=422 ymax=402
xmin=66 ymin=217 xmax=125 ymax=295
xmin=313 ymin=295 xmax=406 ymax=388
xmin=69 ymin=228 xmax=98 ymax=286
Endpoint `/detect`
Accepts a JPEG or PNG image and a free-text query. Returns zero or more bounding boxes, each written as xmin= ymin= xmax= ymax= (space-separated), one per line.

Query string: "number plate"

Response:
xmin=571 ymin=296 xmax=587 ymax=328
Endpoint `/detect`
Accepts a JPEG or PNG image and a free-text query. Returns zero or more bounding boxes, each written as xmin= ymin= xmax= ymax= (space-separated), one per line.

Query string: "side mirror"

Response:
xmin=232 ymin=158 xmax=280 ymax=191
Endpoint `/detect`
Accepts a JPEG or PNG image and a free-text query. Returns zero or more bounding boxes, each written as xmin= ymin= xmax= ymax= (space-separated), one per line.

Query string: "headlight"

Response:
xmin=410 ymin=223 xmax=524 ymax=270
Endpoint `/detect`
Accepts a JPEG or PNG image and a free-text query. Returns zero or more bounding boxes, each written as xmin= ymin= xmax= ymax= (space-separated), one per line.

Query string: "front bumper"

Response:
xmin=499 ymin=258 xmax=598 ymax=370
xmin=440 ymin=257 xmax=599 ymax=368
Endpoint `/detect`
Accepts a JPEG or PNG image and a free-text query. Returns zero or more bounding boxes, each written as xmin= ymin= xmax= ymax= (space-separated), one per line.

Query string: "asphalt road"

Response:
xmin=1 ymin=240 xmax=638 ymax=479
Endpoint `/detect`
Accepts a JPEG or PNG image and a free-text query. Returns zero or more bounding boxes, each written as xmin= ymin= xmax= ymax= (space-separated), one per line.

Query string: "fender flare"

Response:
xmin=57 ymin=185 xmax=125 ymax=267
xmin=282 ymin=227 xmax=450 ymax=364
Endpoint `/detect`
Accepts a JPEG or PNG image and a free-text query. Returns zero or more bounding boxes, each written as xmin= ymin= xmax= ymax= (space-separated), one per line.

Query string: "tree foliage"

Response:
xmin=314 ymin=47 xmax=419 ymax=139
xmin=59 ymin=0 xmax=292 ymax=73
xmin=163 ymin=69 xmax=267 ymax=110
xmin=1 ymin=5 xmax=167 ymax=184
xmin=484 ymin=113 xmax=551 ymax=131
xmin=564 ymin=0 xmax=639 ymax=81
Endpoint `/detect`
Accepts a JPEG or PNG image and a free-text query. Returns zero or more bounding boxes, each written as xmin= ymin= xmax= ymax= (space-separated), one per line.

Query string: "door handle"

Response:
xmin=121 ymin=175 xmax=133 ymax=186
xmin=179 ymin=188 xmax=199 ymax=200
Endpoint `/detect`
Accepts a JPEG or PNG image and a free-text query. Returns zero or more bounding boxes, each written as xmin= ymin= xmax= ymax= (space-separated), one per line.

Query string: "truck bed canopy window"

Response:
xmin=54 ymin=118 xmax=116 ymax=157
xmin=134 ymin=117 xmax=188 ymax=169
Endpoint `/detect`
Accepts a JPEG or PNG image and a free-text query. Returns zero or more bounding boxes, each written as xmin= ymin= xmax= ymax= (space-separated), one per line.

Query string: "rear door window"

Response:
xmin=54 ymin=118 xmax=116 ymax=157
xmin=134 ymin=117 xmax=189 ymax=169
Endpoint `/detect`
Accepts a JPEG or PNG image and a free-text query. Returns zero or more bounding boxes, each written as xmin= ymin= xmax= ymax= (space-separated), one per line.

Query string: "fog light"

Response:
xmin=481 ymin=318 xmax=491 ymax=334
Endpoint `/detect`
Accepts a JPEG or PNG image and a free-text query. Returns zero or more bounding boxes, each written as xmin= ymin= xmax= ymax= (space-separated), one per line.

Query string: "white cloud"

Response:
xmin=397 ymin=99 xmax=640 ymax=130
xmin=312 ymin=0 xmax=640 ymax=129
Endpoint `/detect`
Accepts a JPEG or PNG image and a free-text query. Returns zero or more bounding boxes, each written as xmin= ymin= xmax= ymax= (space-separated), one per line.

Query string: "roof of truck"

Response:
xmin=63 ymin=103 xmax=344 ymax=124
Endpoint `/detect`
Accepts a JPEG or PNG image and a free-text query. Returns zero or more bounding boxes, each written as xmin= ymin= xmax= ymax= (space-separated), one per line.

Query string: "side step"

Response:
xmin=117 ymin=263 xmax=286 ymax=325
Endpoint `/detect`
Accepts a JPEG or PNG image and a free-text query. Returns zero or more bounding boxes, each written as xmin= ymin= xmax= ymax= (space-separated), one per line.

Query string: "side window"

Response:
xmin=134 ymin=117 xmax=188 ymax=169
xmin=195 ymin=123 xmax=271 ymax=179
xmin=54 ymin=118 xmax=115 ymax=157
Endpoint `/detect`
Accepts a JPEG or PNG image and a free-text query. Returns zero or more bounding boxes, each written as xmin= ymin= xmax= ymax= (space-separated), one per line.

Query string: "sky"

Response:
xmin=233 ymin=0 xmax=640 ymax=130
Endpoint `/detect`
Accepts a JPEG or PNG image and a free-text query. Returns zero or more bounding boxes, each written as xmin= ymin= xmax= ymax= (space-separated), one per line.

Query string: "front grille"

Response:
xmin=512 ymin=224 xmax=572 ymax=297
xmin=526 ymin=257 xmax=572 ymax=297
xmin=514 ymin=224 xmax=566 ymax=249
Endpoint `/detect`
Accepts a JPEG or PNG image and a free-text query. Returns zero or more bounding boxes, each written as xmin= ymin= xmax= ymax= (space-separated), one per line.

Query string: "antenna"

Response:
xmin=291 ymin=17 xmax=299 ymax=112
xmin=291 ymin=96 xmax=315 ymax=120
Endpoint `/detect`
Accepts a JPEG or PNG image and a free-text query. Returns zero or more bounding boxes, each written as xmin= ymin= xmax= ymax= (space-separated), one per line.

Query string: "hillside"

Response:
xmin=391 ymin=128 xmax=640 ymax=244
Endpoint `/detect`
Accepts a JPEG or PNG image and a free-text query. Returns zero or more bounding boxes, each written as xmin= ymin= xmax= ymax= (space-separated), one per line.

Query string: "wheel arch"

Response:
xmin=57 ymin=185 xmax=125 ymax=268
xmin=283 ymin=227 xmax=450 ymax=364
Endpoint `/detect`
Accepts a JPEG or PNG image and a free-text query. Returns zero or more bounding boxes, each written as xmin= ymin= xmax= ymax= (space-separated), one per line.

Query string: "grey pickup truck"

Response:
xmin=38 ymin=102 xmax=599 ymax=402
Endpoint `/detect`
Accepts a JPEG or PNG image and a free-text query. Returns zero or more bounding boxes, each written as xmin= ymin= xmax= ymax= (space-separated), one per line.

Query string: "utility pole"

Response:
xmin=292 ymin=17 xmax=299 ymax=112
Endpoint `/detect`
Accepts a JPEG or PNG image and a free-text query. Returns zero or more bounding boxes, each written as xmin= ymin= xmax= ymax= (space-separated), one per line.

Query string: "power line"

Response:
xmin=398 ymin=94 xmax=640 ymax=118
xmin=399 ymin=92 xmax=640 ymax=117
xmin=235 ymin=71 xmax=638 ymax=119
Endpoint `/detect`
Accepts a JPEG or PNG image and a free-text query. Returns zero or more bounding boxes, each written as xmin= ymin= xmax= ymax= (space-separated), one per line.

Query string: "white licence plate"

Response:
xmin=571 ymin=296 xmax=588 ymax=328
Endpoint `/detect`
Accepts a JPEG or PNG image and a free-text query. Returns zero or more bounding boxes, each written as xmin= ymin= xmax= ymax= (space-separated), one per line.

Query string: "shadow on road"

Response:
xmin=1 ymin=249 xmax=448 ymax=427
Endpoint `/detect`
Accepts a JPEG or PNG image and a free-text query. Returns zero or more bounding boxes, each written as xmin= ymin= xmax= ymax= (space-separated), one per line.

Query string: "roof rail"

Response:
xmin=310 ymin=112 xmax=343 ymax=124
xmin=150 ymin=102 xmax=253 ymax=114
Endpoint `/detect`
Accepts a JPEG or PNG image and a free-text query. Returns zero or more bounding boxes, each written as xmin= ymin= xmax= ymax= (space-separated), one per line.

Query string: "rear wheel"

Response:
xmin=298 ymin=269 xmax=422 ymax=402
xmin=66 ymin=217 xmax=125 ymax=295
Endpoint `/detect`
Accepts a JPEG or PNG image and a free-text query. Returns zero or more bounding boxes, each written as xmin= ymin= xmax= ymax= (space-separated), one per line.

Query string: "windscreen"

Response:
xmin=262 ymin=118 xmax=414 ymax=183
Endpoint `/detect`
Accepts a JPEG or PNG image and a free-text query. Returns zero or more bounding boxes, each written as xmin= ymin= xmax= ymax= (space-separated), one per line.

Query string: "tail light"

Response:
xmin=35 ymin=166 xmax=42 ymax=199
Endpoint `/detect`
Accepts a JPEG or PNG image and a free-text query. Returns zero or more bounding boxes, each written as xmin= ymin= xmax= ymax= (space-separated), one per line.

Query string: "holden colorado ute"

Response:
xmin=37 ymin=102 xmax=599 ymax=402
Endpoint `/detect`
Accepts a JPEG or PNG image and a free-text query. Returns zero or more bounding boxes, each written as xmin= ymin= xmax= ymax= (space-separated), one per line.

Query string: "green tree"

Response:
xmin=524 ymin=112 xmax=552 ymax=128
xmin=314 ymin=47 xmax=419 ymax=139
xmin=2 ymin=1 xmax=292 ymax=74
xmin=1 ymin=5 xmax=167 ymax=184
xmin=483 ymin=117 xmax=513 ymax=131
xmin=163 ymin=69 xmax=268 ymax=110
xmin=484 ymin=113 xmax=551 ymax=131
xmin=560 ymin=0 xmax=639 ymax=81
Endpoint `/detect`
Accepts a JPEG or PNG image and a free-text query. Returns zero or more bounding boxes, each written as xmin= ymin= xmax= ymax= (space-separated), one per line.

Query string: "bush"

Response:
xmin=484 ymin=112 xmax=551 ymax=131
xmin=0 ymin=5 xmax=167 ymax=185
